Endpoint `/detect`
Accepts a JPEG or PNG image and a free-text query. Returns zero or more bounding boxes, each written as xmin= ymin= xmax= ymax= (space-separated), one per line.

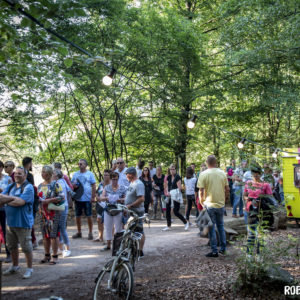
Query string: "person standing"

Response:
xmin=115 ymin=157 xmax=130 ymax=189
xmin=22 ymin=157 xmax=34 ymax=185
xmin=198 ymin=155 xmax=229 ymax=257
xmin=136 ymin=159 xmax=145 ymax=178
xmin=232 ymin=161 xmax=247 ymax=218
xmin=125 ymin=167 xmax=146 ymax=257
xmin=0 ymin=161 xmax=13 ymax=262
xmin=139 ymin=167 xmax=153 ymax=214
xmin=226 ymin=159 xmax=236 ymax=207
xmin=152 ymin=166 xmax=165 ymax=219
xmin=71 ymin=159 xmax=96 ymax=240
xmin=4 ymin=161 xmax=15 ymax=182
xmin=53 ymin=162 xmax=73 ymax=191
xmin=162 ymin=164 xmax=188 ymax=231
xmin=184 ymin=167 xmax=198 ymax=224
xmin=38 ymin=166 xmax=65 ymax=265
xmin=1 ymin=166 xmax=34 ymax=278
xmin=100 ymin=172 xmax=126 ymax=251
xmin=148 ymin=161 xmax=156 ymax=178
xmin=95 ymin=169 xmax=111 ymax=242
xmin=111 ymin=160 xmax=118 ymax=172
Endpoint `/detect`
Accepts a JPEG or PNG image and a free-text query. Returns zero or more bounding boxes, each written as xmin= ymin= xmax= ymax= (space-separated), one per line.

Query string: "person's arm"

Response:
xmin=100 ymin=189 xmax=108 ymax=202
xmin=127 ymin=195 xmax=144 ymax=209
xmin=177 ymin=179 xmax=182 ymax=191
xmin=225 ymin=185 xmax=230 ymax=202
xmin=64 ymin=175 xmax=74 ymax=191
xmin=0 ymin=194 xmax=26 ymax=206
xmin=91 ymin=183 xmax=96 ymax=202
xmin=199 ymin=188 xmax=205 ymax=205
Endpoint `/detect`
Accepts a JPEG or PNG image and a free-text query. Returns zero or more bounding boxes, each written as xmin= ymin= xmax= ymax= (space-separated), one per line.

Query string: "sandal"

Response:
xmin=40 ymin=253 xmax=51 ymax=264
xmin=100 ymin=246 xmax=111 ymax=252
xmin=49 ymin=255 xmax=58 ymax=265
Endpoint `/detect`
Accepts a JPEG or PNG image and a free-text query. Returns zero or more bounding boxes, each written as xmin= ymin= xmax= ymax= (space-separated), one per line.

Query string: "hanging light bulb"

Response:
xmin=187 ymin=115 xmax=197 ymax=129
xmin=102 ymin=68 xmax=116 ymax=86
xmin=237 ymin=138 xmax=246 ymax=149
xmin=272 ymin=149 xmax=278 ymax=158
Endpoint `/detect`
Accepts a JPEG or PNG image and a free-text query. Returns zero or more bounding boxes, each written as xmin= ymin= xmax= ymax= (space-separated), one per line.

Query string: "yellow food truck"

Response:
xmin=282 ymin=148 xmax=300 ymax=227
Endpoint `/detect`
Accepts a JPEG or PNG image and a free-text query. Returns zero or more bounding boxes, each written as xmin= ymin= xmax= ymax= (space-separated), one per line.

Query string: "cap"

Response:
xmin=125 ymin=167 xmax=137 ymax=175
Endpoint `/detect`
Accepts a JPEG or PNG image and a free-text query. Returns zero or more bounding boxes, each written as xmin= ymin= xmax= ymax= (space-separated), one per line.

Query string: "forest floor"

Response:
xmin=1 ymin=208 xmax=299 ymax=300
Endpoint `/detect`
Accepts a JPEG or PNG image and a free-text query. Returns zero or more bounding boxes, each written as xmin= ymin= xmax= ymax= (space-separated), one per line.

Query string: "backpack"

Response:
xmin=71 ymin=179 xmax=84 ymax=201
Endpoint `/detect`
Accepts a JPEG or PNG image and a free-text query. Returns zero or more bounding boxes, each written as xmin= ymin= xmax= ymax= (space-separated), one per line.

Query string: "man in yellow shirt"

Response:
xmin=198 ymin=155 xmax=229 ymax=257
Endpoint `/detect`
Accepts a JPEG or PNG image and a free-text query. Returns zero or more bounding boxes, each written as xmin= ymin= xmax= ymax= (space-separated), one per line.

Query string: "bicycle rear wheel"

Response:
xmin=93 ymin=261 xmax=134 ymax=300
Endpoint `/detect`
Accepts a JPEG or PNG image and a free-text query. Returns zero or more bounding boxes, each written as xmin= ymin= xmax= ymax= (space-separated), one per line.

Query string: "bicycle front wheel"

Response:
xmin=93 ymin=261 xmax=134 ymax=300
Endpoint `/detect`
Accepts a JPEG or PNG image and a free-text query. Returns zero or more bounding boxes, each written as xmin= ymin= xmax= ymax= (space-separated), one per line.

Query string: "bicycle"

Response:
xmin=93 ymin=204 xmax=150 ymax=300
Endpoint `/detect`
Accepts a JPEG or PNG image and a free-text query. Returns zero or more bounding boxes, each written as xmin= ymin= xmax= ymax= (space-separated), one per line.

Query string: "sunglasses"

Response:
xmin=117 ymin=162 xmax=124 ymax=164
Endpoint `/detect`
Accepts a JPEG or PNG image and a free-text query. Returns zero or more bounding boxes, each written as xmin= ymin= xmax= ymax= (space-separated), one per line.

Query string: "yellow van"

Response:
xmin=282 ymin=148 xmax=300 ymax=226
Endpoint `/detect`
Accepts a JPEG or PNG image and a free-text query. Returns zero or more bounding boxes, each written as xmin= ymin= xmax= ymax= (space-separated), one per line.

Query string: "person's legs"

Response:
xmin=97 ymin=217 xmax=104 ymax=241
xmin=104 ymin=212 xmax=113 ymax=249
xmin=6 ymin=227 xmax=19 ymax=267
xmin=239 ymin=193 xmax=244 ymax=216
xmin=247 ymin=221 xmax=259 ymax=254
xmin=229 ymin=182 xmax=234 ymax=207
xmin=207 ymin=208 xmax=218 ymax=254
xmin=153 ymin=194 xmax=158 ymax=216
xmin=166 ymin=199 xmax=171 ymax=227
xmin=43 ymin=238 xmax=51 ymax=256
xmin=193 ymin=197 xmax=199 ymax=218
xmin=74 ymin=201 xmax=83 ymax=235
xmin=59 ymin=207 xmax=70 ymax=250
xmin=215 ymin=207 xmax=226 ymax=252
xmin=83 ymin=201 xmax=93 ymax=236
xmin=144 ymin=201 xmax=150 ymax=214
xmin=173 ymin=201 xmax=187 ymax=224
xmin=185 ymin=195 xmax=193 ymax=221
xmin=232 ymin=186 xmax=242 ymax=216
xmin=18 ymin=228 xmax=33 ymax=268
xmin=113 ymin=214 xmax=123 ymax=234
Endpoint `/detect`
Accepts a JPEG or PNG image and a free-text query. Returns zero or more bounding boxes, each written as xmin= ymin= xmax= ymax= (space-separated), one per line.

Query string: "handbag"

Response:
xmin=170 ymin=188 xmax=183 ymax=204
xmin=48 ymin=202 xmax=65 ymax=211
xmin=106 ymin=203 xmax=120 ymax=216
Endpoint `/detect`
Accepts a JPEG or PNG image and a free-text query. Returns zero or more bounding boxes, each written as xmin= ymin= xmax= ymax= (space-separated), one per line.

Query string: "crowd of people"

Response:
xmin=0 ymin=155 xmax=284 ymax=278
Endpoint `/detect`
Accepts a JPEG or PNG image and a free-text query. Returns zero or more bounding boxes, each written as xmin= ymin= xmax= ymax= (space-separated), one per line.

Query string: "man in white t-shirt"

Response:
xmin=148 ymin=161 xmax=156 ymax=178
xmin=115 ymin=157 xmax=130 ymax=188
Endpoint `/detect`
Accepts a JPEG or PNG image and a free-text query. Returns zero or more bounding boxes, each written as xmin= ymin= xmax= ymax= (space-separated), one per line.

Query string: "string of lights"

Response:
xmin=4 ymin=0 xmax=299 ymax=158
xmin=187 ymin=114 xmax=300 ymax=158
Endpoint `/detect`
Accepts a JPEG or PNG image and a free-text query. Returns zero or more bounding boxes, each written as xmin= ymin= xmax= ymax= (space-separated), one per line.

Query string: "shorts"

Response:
xmin=134 ymin=219 xmax=144 ymax=235
xmin=6 ymin=227 xmax=32 ymax=253
xmin=75 ymin=201 xmax=92 ymax=217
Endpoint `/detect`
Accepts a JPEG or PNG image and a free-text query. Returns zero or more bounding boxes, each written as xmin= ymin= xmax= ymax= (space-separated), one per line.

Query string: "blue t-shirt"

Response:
xmin=0 ymin=175 xmax=13 ymax=211
xmin=2 ymin=181 xmax=34 ymax=228
xmin=71 ymin=170 xmax=96 ymax=202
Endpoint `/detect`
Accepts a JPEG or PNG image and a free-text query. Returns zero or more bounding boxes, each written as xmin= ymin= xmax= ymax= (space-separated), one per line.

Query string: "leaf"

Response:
xmin=58 ymin=46 xmax=69 ymax=56
xmin=64 ymin=58 xmax=73 ymax=68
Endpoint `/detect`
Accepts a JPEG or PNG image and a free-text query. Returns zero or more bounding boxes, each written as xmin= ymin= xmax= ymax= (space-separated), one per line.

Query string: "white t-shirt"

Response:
xmin=184 ymin=177 xmax=197 ymax=195
xmin=116 ymin=168 xmax=130 ymax=189
xmin=136 ymin=167 xmax=143 ymax=178
xmin=149 ymin=168 xmax=156 ymax=178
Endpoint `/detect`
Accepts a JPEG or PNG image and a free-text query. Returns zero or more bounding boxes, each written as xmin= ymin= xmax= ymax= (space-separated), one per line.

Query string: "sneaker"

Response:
xmin=72 ymin=232 xmax=82 ymax=239
xmin=23 ymin=268 xmax=33 ymax=279
xmin=3 ymin=265 xmax=20 ymax=275
xmin=33 ymin=241 xmax=38 ymax=250
xmin=219 ymin=250 xmax=226 ymax=255
xmin=63 ymin=250 xmax=71 ymax=257
xmin=162 ymin=226 xmax=171 ymax=231
xmin=205 ymin=252 xmax=218 ymax=258
xmin=100 ymin=246 xmax=111 ymax=252
xmin=88 ymin=233 xmax=93 ymax=240
xmin=232 ymin=214 xmax=238 ymax=218
xmin=5 ymin=255 xmax=12 ymax=263
xmin=239 ymin=214 xmax=244 ymax=217
xmin=139 ymin=250 xmax=144 ymax=258
xmin=184 ymin=223 xmax=189 ymax=231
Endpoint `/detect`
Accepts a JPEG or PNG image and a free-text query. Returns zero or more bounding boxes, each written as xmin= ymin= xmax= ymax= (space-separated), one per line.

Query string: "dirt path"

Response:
xmin=1 ymin=211 xmax=299 ymax=300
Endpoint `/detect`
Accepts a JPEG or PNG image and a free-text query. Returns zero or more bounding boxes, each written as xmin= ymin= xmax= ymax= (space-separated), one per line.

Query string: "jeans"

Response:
xmin=233 ymin=186 xmax=244 ymax=216
xmin=59 ymin=207 xmax=70 ymax=247
xmin=153 ymin=192 xmax=163 ymax=215
xmin=166 ymin=199 xmax=187 ymax=227
xmin=229 ymin=181 xmax=234 ymax=207
xmin=207 ymin=206 xmax=226 ymax=253
xmin=186 ymin=194 xmax=199 ymax=221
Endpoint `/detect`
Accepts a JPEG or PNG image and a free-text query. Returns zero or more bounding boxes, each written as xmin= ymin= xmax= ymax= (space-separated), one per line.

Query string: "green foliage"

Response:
xmin=0 ymin=0 xmax=299 ymax=176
